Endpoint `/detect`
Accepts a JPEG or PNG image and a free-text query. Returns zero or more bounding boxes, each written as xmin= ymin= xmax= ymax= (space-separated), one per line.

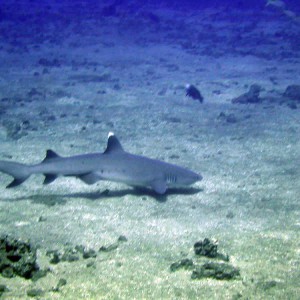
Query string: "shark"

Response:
xmin=0 ymin=133 xmax=202 ymax=194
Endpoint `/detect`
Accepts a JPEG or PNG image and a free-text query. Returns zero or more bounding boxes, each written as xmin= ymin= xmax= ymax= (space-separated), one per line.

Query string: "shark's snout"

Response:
xmin=195 ymin=173 xmax=203 ymax=182
xmin=178 ymin=170 xmax=202 ymax=186
xmin=191 ymin=172 xmax=202 ymax=184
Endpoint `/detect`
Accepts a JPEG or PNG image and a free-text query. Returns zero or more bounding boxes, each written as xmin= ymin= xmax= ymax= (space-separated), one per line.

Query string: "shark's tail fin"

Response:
xmin=0 ymin=161 xmax=31 ymax=188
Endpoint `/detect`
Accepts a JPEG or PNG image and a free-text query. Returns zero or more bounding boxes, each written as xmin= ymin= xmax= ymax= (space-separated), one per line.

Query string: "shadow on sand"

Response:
xmin=2 ymin=187 xmax=203 ymax=206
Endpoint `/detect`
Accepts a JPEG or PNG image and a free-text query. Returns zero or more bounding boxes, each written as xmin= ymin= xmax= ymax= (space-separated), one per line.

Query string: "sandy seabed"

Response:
xmin=0 ymin=2 xmax=299 ymax=299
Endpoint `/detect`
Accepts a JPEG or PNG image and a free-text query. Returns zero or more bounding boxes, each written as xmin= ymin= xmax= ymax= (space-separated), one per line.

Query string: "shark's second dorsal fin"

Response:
xmin=43 ymin=150 xmax=61 ymax=162
xmin=104 ymin=132 xmax=124 ymax=154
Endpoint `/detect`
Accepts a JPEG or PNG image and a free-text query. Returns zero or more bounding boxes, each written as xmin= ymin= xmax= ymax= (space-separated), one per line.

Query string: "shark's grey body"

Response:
xmin=0 ymin=133 xmax=202 ymax=194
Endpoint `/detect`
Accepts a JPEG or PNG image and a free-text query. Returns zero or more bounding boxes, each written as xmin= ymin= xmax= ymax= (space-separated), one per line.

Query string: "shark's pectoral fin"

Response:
xmin=43 ymin=174 xmax=58 ymax=185
xmin=150 ymin=180 xmax=167 ymax=194
xmin=78 ymin=173 xmax=102 ymax=185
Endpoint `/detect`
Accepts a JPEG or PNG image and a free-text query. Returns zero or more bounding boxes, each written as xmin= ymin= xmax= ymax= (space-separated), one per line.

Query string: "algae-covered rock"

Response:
xmin=170 ymin=259 xmax=194 ymax=272
xmin=0 ymin=284 xmax=8 ymax=296
xmin=82 ymin=248 xmax=97 ymax=259
xmin=194 ymin=238 xmax=218 ymax=258
xmin=27 ymin=288 xmax=44 ymax=298
xmin=283 ymin=85 xmax=300 ymax=102
xmin=231 ymin=84 xmax=262 ymax=104
xmin=191 ymin=262 xmax=240 ymax=280
xmin=99 ymin=242 xmax=119 ymax=252
xmin=194 ymin=238 xmax=229 ymax=261
xmin=0 ymin=235 xmax=39 ymax=279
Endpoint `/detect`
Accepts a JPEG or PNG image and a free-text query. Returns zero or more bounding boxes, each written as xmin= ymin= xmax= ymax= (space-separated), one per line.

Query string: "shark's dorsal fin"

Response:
xmin=43 ymin=150 xmax=61 ymax=162
xmin=104 ymin=132 xmax=124 ymax=154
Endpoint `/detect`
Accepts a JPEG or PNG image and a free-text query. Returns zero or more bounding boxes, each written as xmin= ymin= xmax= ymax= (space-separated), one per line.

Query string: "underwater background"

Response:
xmin=0 ymin=0 xmax=300 ymax=299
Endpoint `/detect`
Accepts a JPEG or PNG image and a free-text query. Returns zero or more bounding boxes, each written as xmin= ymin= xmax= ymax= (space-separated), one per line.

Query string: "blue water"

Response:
xmin=0 ymin=1 xmax=299 ymax=299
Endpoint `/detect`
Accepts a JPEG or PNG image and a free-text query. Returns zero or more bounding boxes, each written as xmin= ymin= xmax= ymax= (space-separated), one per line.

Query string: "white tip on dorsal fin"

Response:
xmin=104 ymin=132 xmax=124 ymax=154
xmin=108 ymin=131 xmax=114 ymax=138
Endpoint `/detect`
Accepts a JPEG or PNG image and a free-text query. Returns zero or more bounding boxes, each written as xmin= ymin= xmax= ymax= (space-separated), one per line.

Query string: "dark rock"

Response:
xmin=1 ymin=266 xmax=14 ymax=278
xmin=27 ymin=288 xmax=44 ymax=298
xmin=57 ymin=278 xmax=67 ymax=287
xmin=170 ymin=259 xmax=194 ymax=272
xmin=186 ymin=84 xmax=204 ymax=103
xmin=97 ymin=90 xmax=106 ymax=94
xmin=257 ymin=280 xmax=278 ymax=291
xmin=231 ymin=84 xmax=262 ymax=104
xmin=232 ymin=293 xmax=243 ymax=300
xmin=283 ymin=85 xmax=300 ymax=102
xmin=0 ymin=235 xmax=39 ymax=279
xmin=117 ymin=235 xmax=128 ymax=242
xmin=226 ymin=211 xmax=234 ymax=219
xmin=99 ymin=242 xmax=119 ymax=252
xmin=287 ymin=102 xmax=297 ymax=109
xmin=158 ymin=87 xmax=167 ymax=96
xmin=82 ymin=249 xmax=97 ymax=259
xmin=166 ymin=117 xmax=181 ymax=123
xmin=217 ymin=111 xmax=237 ymax=123
xmin=113 ymin=83 xmax=121 ymax=90
xmin=5 ymin=121 xmax=28 ymax=140
xmin=38 ymin=58 xmax=61 ymax=67
xmin=191 ymin=262 xmax=240 ymax=280
xmin=27 ymin=88 xmax=45 ymax=98
xmin=42 ymin=68 xmax=49 ymax=74
xmin=52 ymin=278 xmax=67 ymax=291
xmin=225 ymin=113 xmax=238 ymax=123
xmin=38 ymin=216 xmax=47 ymax=222
xmin=101 ymin=5 xmax=117 ymax=17
xmin=165 ymin=64 xmax=179 ymax=72
xmin=0 ymin=284 xmax=8 ymax=295
xmin=140 ymin=11 xmax=161 ymax=24
xmin=48 ymin=245 xmax=98 ymax=263
xmin=61 ymin=248 xmax=80 ymax=262
xmin=31 ymin=269 xmax=49 ymax=282
xmin=86 ymin=261 xmax=96 ymax=268
xmin=74 ymin=245 xmax=85 ymax=254
xmin=46 ymin=115 xmax=56 ymax=122
xmin=68 ymin=74 xmax=112 ymax=83
xmin=48 ymin=251 xmax=61 ymax=264
xmin=194 ymin=238 xmax=218 ymax=258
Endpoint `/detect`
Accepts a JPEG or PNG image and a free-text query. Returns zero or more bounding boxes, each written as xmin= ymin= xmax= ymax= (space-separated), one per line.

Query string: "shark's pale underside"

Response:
xmin=0 ymin=133 xmax=202 ymax=194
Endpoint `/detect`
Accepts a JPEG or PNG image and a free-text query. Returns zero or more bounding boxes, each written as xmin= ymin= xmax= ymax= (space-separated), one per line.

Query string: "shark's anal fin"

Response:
xmin=151 ymin=180 xmax=167 ymax=194
xmin=78 ymin=172 xmax=102 ymax=185
xmin=43 ymin=174 xmax=58 ymax=185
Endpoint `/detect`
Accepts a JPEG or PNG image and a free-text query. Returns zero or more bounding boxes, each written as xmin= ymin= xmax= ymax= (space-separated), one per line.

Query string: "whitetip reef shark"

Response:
xmin=0 ymin=133 xmax=202 ymax=194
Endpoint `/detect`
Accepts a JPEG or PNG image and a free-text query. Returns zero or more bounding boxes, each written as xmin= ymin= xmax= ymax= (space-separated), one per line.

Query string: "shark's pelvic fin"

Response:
xmin=78 ymin=172 xmax=103 ymax=184
xmin=104 ymin=133 xmax=124 ymax=154
xmin=43 ymin=174 xmax=58 ymax=185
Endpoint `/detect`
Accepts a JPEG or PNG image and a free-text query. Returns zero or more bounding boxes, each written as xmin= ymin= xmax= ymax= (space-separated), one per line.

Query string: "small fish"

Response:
xmin=186 ymin=84 xmax=203 ymax=103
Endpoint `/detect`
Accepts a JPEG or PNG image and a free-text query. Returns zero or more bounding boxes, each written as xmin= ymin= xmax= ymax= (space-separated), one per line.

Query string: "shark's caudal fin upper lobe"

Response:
xmin=0 ymin=161 xmax=31 ymax=188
